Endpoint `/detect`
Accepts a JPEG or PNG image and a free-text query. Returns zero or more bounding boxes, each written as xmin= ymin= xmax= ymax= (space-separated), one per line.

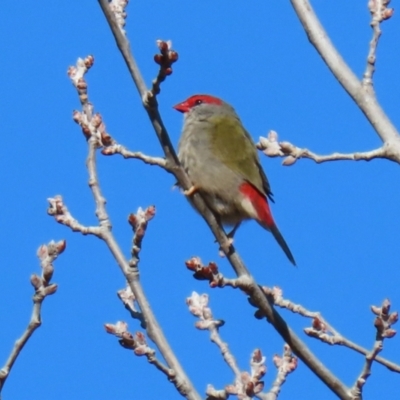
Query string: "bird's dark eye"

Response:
xmin=194 ymin=99 xmax=203 ymax=105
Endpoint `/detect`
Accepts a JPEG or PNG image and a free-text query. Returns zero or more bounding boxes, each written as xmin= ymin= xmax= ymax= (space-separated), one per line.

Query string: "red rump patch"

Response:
xmin=239 ymin=182 xmax=275 ymax=229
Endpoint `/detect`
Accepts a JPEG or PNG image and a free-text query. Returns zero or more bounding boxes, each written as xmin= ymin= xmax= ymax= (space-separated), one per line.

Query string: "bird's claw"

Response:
xmin=184 ymin=185 xmax=199 ymax=196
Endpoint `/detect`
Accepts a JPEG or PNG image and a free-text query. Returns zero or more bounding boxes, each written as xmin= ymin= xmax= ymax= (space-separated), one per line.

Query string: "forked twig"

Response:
xmin=290 ymin=0 xmax=400 ymax=164
xmin=0 ymin=240 xmax=66 ymax=393
xmin=263 ymin=286 xmax=400 ymax=373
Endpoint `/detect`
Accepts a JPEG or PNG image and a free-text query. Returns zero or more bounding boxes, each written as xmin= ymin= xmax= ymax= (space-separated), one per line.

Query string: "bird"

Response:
xmin=174 ymin=94 xmax=296 ymax=265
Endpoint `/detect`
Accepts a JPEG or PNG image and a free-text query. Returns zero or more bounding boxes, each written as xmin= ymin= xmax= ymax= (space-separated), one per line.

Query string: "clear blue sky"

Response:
xmin=1 ymin=1 xmax=399 ymax=399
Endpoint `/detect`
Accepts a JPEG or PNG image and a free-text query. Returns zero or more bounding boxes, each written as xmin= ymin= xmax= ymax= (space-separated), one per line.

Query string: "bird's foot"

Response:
xmin=217 ymin=223 xmax=240 ymax=257
xmin=184 ymin=185 xmax=199 ymax=196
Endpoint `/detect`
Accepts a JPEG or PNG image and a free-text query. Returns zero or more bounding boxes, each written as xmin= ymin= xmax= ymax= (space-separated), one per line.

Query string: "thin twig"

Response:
xmin=151 ymin=40 xmax=179 ymax=97
xmin=48 ymin=195 xmax=101 ymax=235
xmin=102 ymin=144 xmax=168 ymax=169
xmin=104 ymin=322 xmax=176 ymax=381
xmin=187 ymin=292 xmax=241 ymax=379
xmin=69 ymin=67 xmax=167 ymax=171
xmin=128 ymin=206 xmax=155 ymax=270
xmin=185 ymin=256 xmax=247 ymax=289
xmin=187 ymin=293 xmax=271 ymax=399
xmin=264 ymin=345 xmax=298 ymax=400
xmin=257 ymin=130 xmax=387 ymax=166
xmin=116 ymin=206 xmax=156 ymax=330
xmin=363 ymin=0 xmax=394 ymax=87
xmin=350 ymin=299 xmax=398 ymax=397
xmin=0 ymin=240 xmax=65 ymax=393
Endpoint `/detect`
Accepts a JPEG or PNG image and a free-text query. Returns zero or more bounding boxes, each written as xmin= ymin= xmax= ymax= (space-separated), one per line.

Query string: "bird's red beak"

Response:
xmin=173 ymin=100 xmax=190 ymax=113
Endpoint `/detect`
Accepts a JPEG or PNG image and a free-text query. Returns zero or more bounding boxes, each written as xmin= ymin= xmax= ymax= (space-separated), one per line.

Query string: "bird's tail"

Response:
xmin=268 ymin=223 xmax=296 ymax=266
xmin=256 ymin=197 xmax=296 ymax=265
xmin=240 ymin=181 xmax=296 ymax=265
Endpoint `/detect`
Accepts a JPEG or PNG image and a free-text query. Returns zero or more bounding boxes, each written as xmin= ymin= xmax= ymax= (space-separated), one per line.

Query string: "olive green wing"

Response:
xmin=209 ymin=114 xmax=273 ymax=200
xmin=256 ymin=156 xmax=274 ymax=201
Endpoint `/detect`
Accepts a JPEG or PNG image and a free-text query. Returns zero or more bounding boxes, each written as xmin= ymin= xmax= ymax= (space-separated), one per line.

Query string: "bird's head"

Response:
xmin=173 ymin=95 xmax=237 ymax=122
xmin=173 ymin=94 xmax=223 ymax=114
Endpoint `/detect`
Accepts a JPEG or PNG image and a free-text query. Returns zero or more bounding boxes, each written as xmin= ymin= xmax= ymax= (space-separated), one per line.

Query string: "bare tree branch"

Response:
xmin=257 ymin=131 xmax=387 ymax=166
xmin=96 ymin=2 xmax=365 ymax=398
xmin=104 ymin=322 xmax=177 ymax=383
xmin=187 ymin=292 xmax=241 ymax=380
xmin=128 ymin=205 xmax=156 ymax=269
xmin=102 ymin=144 xmax=168 ymax=169
xmin=263 ymin=286 xmax=400 ymax=373
xmin=363 ymin=0 xmax=394 ymax=86
xmin=0 ymin=240 xmax=66 ymax=393
xmin=116 ymin=207 xmax=157 ymax=330
xmin=51 ymin=56 xmax=201 ymax=400
xmin=265 ymin=345 xmax=298 ymax=400
xmin=187 ymin=293 xmax=281 ymax=400
xmin=290 ymin=0 xmax=400 ymax=163
xmin=350 ymin=299 xmax=398 ymax=397
xmin=48 ymin=195 xmax=101 ymax=235
xmin=187 ymin=292 xmax=297 ymax=400
xmin=151 ymin=40 xmax=179 ymax=97
xmin=70 ymin=81 xmax=168 ymax=170
xmin=185 ymin=260 xmax=400 ymax=374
